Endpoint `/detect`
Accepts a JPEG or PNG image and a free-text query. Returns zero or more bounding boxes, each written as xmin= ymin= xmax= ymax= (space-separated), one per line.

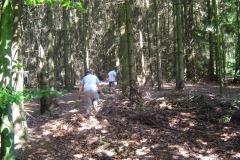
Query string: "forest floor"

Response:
xmin=16 ymin=81 xmax=240 ymax=160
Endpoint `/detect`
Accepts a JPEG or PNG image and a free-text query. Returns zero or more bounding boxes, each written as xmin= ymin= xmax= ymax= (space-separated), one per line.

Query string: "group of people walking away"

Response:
xmin=77 ymin=68 xmax=117 ymax=118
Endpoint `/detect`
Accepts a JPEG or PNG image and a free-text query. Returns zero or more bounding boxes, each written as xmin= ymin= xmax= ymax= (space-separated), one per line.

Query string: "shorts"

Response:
xmin=83 ymin=90 xmax=99 ymax=107
xmin=109 ymin=81 xmax=115 ymax=87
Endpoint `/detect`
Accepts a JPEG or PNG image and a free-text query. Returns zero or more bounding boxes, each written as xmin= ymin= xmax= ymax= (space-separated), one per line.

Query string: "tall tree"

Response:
xmin=82 ymin=2 xmax=89 ymax=72
xmin=69 ymin=9 xmax=76 ymax=88
xmin=175 ymin=0 xmax=184 ymax=90
xmin=153 ymin=0 xmax=162 ymax=90
xmin=133 ymin=1 xmax=146 ymax=86
xmin=38 ymin=41 xmax=49 ymax=114
xmin=162 ymin=0 xmax=172 ymax=82
xmin=12 ymin=0 xmax=28 ymax=145
xmin=118 ymin=1 xmax=129 ymax=97
xmin=184 ymin=0 xmax=196 ymax=81
xmin=47 ymin=4 xmax=57 ymax=109
xmin=236 ymin=0 xmax=240 ymax=76
xmin=0 ymin=0 xmax=17 ymax=158
xmin=213 ymin=0 xmax=223 ymax=94
xmin=125 ymin=0 xmax=137 ymax=100
xmin=146 ymin=0 xmax=154 ymax=86
xmin=63 ymin=6 xmax=71 ymax=91
xmin=207 ymin=0 xmax=215 ymax=81
xmin=37 ymin=6 xmax=50 ymax=115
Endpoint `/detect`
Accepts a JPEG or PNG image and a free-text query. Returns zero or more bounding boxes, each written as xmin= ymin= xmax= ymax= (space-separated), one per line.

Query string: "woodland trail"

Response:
xmin=17 ymin=81 xmax=240 ymax=160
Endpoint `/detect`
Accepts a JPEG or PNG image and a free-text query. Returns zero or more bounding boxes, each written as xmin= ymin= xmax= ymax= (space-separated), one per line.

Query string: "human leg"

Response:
xmin=93 ymin=91 xmax=100 ymax=113
xmin=109 ymin=81 xmax=114 ymax=92
xmin=109 ymin=81 xmax=112 ymax=92
xmin=112 ymin=81 xmax=115 ymax=92
xmin=83 ymin=90 xmax=101 ymax=117
xmin=83 ymin=91 xmax=93 ymax=116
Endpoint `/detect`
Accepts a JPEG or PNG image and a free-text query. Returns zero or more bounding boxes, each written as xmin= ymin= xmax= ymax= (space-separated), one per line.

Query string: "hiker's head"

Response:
xmin=85 ymin=69 xmax=92 ymax=75
xmin=113 ymin=67 xmax=117 ymax=71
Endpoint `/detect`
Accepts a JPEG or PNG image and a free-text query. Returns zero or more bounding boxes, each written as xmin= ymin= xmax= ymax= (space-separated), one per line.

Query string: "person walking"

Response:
xmin=108 ymin=67 xmax=117 ymax=93
xmin=77 ymin=69 xmax=104 ymax=118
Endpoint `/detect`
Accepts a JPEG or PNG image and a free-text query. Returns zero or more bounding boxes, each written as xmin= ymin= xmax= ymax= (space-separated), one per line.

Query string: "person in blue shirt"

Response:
xmin=108 ymin=67 xmax=117 ymax=93
xmin=77 ymin=69 xmax=104 ymax=118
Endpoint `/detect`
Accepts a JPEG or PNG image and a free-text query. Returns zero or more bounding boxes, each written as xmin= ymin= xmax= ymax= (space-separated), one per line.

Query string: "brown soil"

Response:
xmin=16 ymin=81 xmax=240 ymax=160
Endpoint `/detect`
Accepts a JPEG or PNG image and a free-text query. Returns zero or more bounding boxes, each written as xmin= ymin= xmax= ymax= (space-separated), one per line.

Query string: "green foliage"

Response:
xmin=0 ymin=86 xmax=63 ymax=109
xmin=25 ymin=0 xmax=83 ymax=10
xmin=24 ymin=88 xmax=63 ymax=101
xmin=12 ymin=60 xmax=24 ymax=70
xmin=218 ymin=107 xmax=232 ymax=124
xmin=226 ymin=63 xmax=236 ymax=77
xmin=60 ymin=0 xmax=71 ymax=7
xmin=218 ymin=115 xmax=231 ymax=124
xmin=219 ymin=98 xmax=240 ymax=124
xmin=73 ymin=2 xmax=83 ymax=10
xmin=0 ymin=87 xmax=23 ymax=108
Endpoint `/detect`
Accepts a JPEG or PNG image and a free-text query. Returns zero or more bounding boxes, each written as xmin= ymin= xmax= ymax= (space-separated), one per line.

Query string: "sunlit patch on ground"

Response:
xmin=18 ymin=82 xmax=240 ymax=159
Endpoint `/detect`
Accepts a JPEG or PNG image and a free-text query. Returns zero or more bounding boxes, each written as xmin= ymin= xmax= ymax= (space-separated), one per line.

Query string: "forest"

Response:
xmin=0 ymin=0 xmax=240 ymax=159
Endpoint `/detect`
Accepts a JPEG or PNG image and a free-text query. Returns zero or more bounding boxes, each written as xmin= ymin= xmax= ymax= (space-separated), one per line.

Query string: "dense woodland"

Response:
xmin=0 ymin=0 xmax=240 ymax=159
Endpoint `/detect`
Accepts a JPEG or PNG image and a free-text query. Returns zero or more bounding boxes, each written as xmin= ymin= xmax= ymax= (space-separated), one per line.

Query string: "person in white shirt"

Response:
xmin=108 ymin=67 xmax=117 ymax=93
xmin=77 ymin=69 xmax=104 ymax=118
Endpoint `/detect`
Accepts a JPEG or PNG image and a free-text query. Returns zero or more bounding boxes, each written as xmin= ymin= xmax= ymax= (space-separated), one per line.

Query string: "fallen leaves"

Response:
xmin=18 ymin=82 xmax=240 ymax=159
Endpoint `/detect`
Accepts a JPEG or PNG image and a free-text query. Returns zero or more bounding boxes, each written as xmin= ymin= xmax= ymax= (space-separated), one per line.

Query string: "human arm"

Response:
xmin=97 ymin=83 xmax=104 ymax=96
xmin=77 ymin=84 xmax=83 ymax=100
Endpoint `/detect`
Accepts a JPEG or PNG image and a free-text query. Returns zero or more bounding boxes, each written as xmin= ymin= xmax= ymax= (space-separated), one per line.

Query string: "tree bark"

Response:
xmin=146 ymin=7 xmax=154 ymax=86
xmin=38 ymin=43 xmax=49 ymax=114
xmin=63 ymin=7 xmax=71 ymax=91
xmin=184 ymin=0 xmax=196 ymax=81
xmin=0 ymin=0 xmax=17 ymax=159
xmin=11 ymin=0 xmax=29 ymax=145
xmin=82 ymin=2 xmax=89 ymax=72
xmin=125 ymin=0 xmax=137 ymax=100
xmin=47 ymin=5 xmax=57 ymax=109
xmin=213 ymin=0 xmax=223 ymax=94
xmin=153 ymin=0 xmax=162 ymax=91
xmin=118 ymin=2 xmax=129 ymax=97
xmin=175 ymin=0 xmax=185 ymax=90
xmin=207 ymin=0 xmax=215 ymax=81
xmin=236 ymin=0 xmax=240 ymax=76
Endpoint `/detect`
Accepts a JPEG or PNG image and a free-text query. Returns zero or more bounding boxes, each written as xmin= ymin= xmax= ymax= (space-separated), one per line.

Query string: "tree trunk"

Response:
xmin=11 ymin=0 xmax=29 ymax=145
xmin=69 ymin=9 xmax=76 ymax=88
xmin=63 ymin=7 xmax=71 ymax=91
xmin=184 ymin=0 xmax=196 ymax=81
xmin=221 ymin=29 xmax=226 ymax=82
xmin=38 ymin=43 xmax=49 ymax=114
xmin=146 ymin=7 xmax=154 ymax=86
xmin=0 ymin=0 xmax=16 ymax=159
xmin=207 ymin=0 xmax=215 ymax=81
xmin=175 ymin=0 xmax=185 ymax=90
xmin=165 ymin=1 xmax=172 ymax=82
xmin=118 ymin=2 xmax=129 ymax=97
xmin=173 ymin=0 xmax=177 ymax=82
xmin=47 ymin=5 xmax=57 ymax=109
xmin=236 ymin=0 xmax=240 ymax=76
xmin=134 ymin=3 xmax=146 ymax=86
xmin=153 ymin=0 xmax=162 ymax=91
xmin=82 ymin=2 xmax=89 ymax=72
xmin=125 ymin=0 xmax=137 ymax=100
xmin=213 ymin=0 xmax=223 ymax=94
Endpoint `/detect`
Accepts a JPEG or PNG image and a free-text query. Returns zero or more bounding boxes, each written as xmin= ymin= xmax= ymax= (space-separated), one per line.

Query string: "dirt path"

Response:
xmin=17 ymin=82 xmax=240 ymax=160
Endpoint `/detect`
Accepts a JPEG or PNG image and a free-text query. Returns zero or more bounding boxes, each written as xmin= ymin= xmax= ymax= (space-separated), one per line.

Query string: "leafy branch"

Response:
xmin=0 ymin=86 xmax=63 ymax=109
xmin=25 ymin=0 xmax=83 ymax=10
xmin=0 ymin=87 xmax=23 ymax=108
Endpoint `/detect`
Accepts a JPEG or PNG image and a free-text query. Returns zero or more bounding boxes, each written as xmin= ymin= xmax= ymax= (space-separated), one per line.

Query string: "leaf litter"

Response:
xmin=17 ymin=82 xmax=240 ymax=160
